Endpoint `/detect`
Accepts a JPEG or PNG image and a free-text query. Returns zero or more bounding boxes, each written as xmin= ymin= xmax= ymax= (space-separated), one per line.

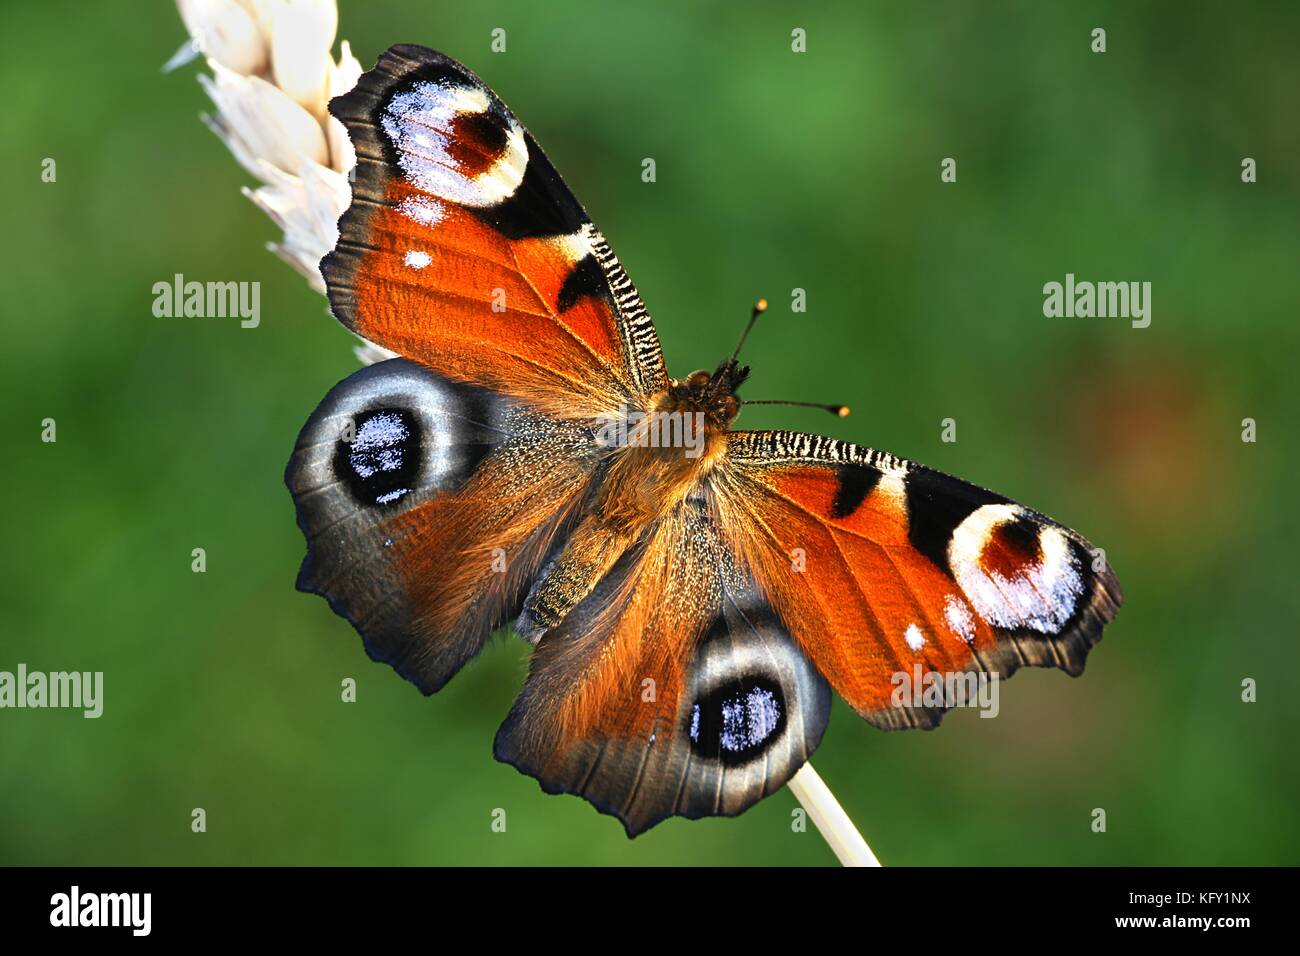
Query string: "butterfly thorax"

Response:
xmin=594 ymin=393 xmax=727 ymax=527
xmin=585 ymin=361 xmax=745 ymax=523
xmin=516 ymin=365 xmax=746 ymax=640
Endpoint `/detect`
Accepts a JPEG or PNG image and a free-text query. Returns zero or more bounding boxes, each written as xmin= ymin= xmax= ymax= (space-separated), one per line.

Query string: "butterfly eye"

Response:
xmin=719 ymin=395 xmax=740 ymax=421
xmin=687 ymin=676 xmax=787 ymax=765
xmin=686 ymin=370 xmax=712 ymax=390
xmin=334 ymin=408 xmax=422 ymax=506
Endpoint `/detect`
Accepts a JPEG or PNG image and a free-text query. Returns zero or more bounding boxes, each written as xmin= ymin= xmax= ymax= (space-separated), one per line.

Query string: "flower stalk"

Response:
xmin=789 ymin=762 xmax=882 ymax=866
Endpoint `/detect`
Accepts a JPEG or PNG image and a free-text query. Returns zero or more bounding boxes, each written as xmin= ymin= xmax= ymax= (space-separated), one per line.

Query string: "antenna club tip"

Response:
xmin=754 ymin=298 xmax=768 ymax=314
xmin=836 ymin=405 xmax=851 ymax=418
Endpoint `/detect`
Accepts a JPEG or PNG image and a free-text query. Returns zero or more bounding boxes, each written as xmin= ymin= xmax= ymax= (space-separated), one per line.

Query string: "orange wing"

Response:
xmin=322 ymin=45 xmax=667 ymax=418
xmin=715 ymin=431 xmax=1123 ymax=728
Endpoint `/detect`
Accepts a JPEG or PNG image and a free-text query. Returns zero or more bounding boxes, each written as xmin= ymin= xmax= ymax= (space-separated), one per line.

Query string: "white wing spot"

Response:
xmin=397 ymin=196 xmax=446 ymax=226
xmin=404 ymin=250 xmax=432 ymax=270
xmin=904 ymin=623 xmax=926 ymax=651
xmin=876 ymin=467 xmax=908 ymax=513
xmin=944 ymin=594 xmax=976 ymax=643
xmin=553 ymin=227 xmax=594 ymax=265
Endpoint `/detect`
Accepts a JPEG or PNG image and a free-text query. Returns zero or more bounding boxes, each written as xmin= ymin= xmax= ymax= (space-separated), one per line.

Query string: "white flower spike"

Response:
xmin=269 ymin=0 xmax=338 ymax=119
xmin=171 ymin=0 xmax=365 ymax=296
xmin=176 ymin=0 xmax=268 ymax=76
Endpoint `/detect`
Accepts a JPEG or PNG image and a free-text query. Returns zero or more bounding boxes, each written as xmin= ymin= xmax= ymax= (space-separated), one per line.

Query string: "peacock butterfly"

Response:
xmin=285 ymin=45 xmax=1122 ymax=836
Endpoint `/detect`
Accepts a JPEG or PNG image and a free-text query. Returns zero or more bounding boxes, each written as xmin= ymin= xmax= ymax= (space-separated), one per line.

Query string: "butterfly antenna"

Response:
xmin=727 ymin=298 xmax=768 ymax=365
xmin=743 ymin=399 xmax=851 ymax=418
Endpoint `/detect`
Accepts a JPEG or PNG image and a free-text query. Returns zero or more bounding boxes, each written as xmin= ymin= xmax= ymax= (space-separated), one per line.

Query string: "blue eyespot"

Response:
xmin=335 ymin=408 xmax=421 ymax=506
xmin=688 ymin=677 xmax=786 ymax=765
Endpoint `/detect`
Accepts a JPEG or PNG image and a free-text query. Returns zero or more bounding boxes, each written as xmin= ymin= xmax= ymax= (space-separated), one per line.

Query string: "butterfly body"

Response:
xmin=286 ymin=45 xmax=1122 ymax=836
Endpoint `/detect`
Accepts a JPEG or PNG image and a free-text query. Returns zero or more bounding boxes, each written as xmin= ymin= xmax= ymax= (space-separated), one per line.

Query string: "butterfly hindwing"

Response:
xmin=285 ymin=358 xmax=598 ymax=692
xmin=717 ymin=431 xmax=1123 ymax=729
xmin=494 ymin=497 xmax=831 ymax=836
xmin=322 ymin=45 xmax=667 ymax=417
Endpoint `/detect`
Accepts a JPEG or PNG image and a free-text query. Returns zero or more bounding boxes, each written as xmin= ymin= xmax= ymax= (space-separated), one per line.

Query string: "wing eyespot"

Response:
xmin=333 ymin=407 xmax=422 ymax=507
xmin=687 ymin=676 xmax=787 ymax=766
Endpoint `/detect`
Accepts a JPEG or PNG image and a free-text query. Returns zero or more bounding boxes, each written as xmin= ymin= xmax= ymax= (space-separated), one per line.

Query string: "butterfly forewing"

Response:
xmin=717 ymin=430 xmax=1123 ymax=729
xmin=322 ymin=44 xmax=667 ymax=419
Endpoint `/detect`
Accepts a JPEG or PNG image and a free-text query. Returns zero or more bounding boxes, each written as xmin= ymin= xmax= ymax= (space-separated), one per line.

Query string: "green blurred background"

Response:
xmin=2 ymin=0 xmax=1297 ymax=866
